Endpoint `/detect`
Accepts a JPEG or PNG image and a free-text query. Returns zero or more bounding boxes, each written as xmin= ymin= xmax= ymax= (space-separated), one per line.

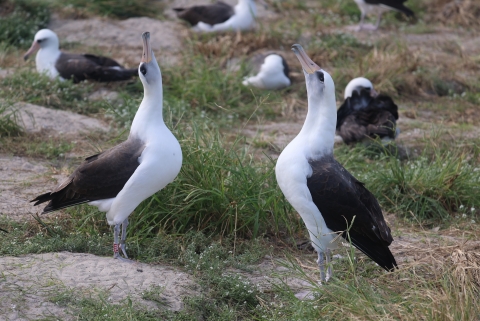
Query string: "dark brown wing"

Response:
xmin=31 ymin=137 xmax=145 ymax=213
xmin=364 ymin=0 xmax=414 ymax=16
xmin=173 ymin=1 xmax=234 ymax=26
xmin=55 ymin=53 xmax=137 ymax=83
xmin=337 ymin=90 xmax=372 ymax=130
xmin=307 ymin=156 xmax=397 ymax=271
xmin=337 ymin=90 xmax=398 ymax=144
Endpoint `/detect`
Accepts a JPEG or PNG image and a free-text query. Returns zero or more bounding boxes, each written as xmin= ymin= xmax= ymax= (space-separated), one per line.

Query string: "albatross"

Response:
xmin=336 ymin=77 xmax=399 ymax=144
xmin=31 ymin=32 xmax=182 ymax=261
xmin=242 ymin=53 xmax=291 ymax=90
xmin=353 ymin=0 xmax=414 ymax=30
xmin=275 ymin=45 xmax=397 ymax=282
xmin=24 ymin=29 xmax=137 ymax=83
xmin=174 ymin=0 xmax=257 ymax=32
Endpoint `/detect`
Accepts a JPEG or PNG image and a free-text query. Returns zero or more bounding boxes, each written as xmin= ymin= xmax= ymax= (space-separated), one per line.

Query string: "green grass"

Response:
xmin=1 ymin=135 xmax=75 ymax=158
xmin=335 ymin=139 xmax=480 ymax=224
xmin=62 ymin=121 xmax=299 ymax=242
xmin=50 ymin=0 xmax=163 ymax=19
xmin=0 ymin=0 xmax=50 ymax=48
xmin=0 ymin=70 xmax=105 ymax=114
xmin=0 ymin=101 xmax=23 ymax=137
xmin=254 ymin=260 xmax=479 ymax=320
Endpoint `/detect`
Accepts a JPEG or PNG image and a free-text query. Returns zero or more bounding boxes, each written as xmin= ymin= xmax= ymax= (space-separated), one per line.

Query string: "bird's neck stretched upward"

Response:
xmin=298 ymin=85 xmax=337 ymax=159
xmin=130 ymin=84 xmax=165 ymax=138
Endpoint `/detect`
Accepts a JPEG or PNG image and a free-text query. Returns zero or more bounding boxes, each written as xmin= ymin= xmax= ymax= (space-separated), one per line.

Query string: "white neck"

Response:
xmin=130 ymin=86 xmax=165 ymax=139
xmin=297 ymin=86 xmax=337 ymax=159
xmin=36 ymin=47 xmax=61 ymax=79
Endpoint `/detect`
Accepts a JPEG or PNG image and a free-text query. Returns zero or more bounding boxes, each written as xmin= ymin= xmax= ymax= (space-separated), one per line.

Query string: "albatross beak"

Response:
xmin=291 ymin=44 xmax=321 ymax=74
xmin=141 ymin=32 xmax=151 ymax=63
xmin=23 ymin=40 xmax=41 ymax=61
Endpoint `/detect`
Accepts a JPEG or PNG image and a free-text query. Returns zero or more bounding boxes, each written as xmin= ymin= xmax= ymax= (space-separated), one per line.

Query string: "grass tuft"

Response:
xmin=0 ymin=70 xmax=104 ymax=114
xmin=0 ymin=101 xmax=23 ymax=137
xmin=336 ymin=140 xmax=480 ymax=223
xmin=0 ymin=0 xmax=49 ymax=48
xmin=51 ymin=0 xmax=164 ymax=19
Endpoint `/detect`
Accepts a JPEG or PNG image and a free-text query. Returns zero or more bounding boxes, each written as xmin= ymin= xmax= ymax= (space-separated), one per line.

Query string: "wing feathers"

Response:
xmin=174 ymin=1 xmax=234 ymax=26
xmin=31 ymin=137 xmax=145 ymax=213
xmin=307 ymin=157 xmax=397 ymax=271
xmin=55 ymin=53 xmax=137 ymax=83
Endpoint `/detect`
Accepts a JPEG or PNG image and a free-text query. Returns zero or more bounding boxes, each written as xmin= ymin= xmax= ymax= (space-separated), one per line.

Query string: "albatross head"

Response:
xmin=344 ymin=77 xmax=378 ymax=99
xmin=292 ymin=44 xmax=335 ymax=109
xmin=138 ymin=32 xmax=162 ymax=94
xmin=23 ymin=29 xmax=59 ymax=61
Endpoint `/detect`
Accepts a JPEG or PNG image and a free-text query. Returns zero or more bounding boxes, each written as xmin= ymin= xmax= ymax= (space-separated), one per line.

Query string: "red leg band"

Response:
xmin=113 ymin=243 xmax=119 ymax=253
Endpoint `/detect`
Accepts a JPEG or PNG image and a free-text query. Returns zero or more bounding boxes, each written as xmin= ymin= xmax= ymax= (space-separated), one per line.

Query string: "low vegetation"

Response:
xmin=0 ymin=0 xmax=479 ymax=320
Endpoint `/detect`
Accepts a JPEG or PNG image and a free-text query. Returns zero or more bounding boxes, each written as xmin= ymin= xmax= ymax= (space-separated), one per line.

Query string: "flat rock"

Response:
xmin=9 ymin=102 xmax=107 ymax=136
xmin=49 ymin=16 xmax=183 ymax=66
xmin=0 ymin=252 xmax=197 ymax=319
xmin=0 ymin=155 xmax=52 ymax=220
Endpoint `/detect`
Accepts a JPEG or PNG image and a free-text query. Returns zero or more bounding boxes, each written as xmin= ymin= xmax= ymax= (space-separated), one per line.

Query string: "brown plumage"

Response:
xmin=173 ymin=1 xmax=234 ymax=26
xmin=55 ymin=53 xmax=138 ymax=83
xmin=31 ymin=137 xmax=145 ymax=213
xmin=307 ymin=156 xmax=397 ymax=271
xmin=336 ymin=88 xmax=399 ymax=144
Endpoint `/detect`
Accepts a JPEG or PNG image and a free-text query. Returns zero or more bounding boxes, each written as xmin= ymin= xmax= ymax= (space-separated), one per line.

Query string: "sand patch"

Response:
xmin=0 ymin=252 xmax=197 ymax=319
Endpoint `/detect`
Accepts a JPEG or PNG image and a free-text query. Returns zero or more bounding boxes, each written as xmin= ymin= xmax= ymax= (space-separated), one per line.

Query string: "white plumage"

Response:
xmin=242 ymin=54 xmax=291 ymax=90
xmin=194 ymin=0 xmax=257 ymax=32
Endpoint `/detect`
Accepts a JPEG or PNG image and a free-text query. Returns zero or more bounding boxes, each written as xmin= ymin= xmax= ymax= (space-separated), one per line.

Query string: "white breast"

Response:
xmin=275 ymin=140 xmax=338 ymax=252
xmin=35 ymin=48 xmax=61 ymax=80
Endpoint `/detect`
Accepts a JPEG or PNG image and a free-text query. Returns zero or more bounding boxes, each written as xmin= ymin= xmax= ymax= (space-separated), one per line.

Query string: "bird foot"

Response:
xmin=113 ymin=243 xmax=133 ymax=263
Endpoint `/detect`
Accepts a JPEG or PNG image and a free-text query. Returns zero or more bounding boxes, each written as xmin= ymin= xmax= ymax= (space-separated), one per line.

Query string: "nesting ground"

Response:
xmin=0 ymin=0 xmax=479 ymax=320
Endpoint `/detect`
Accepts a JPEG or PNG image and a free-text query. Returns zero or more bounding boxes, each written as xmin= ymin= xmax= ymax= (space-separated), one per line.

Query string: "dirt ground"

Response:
xmin=0 ymin=0 xmax=479 ymax=319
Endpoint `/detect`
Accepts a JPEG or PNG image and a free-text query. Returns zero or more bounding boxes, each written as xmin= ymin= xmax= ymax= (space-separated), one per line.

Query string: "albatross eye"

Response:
xmin=37 ymin=39 xmax=43 ymax=43
xmin=316 ymin=71 xmax=324 ymax=83
xmin=140 ymin=64 xmax=147 ymax=76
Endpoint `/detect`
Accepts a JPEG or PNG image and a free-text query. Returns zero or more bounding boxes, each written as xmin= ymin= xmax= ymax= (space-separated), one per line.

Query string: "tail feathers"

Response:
xmin=31 ymin=192 xmax=89 ymax=214
xmin=31 ymin=192 xmax=54 ymax=206
xmin=350 ymin=235 xmax=398 ymax=271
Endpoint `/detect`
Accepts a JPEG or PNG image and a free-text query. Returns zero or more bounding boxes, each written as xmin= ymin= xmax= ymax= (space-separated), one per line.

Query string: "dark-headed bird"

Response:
xmin=353 ymin=0 xmax=414 ymax=30
xmin=242 ymin=53 xmax=291 ymax=90
xmin=336 ymin=77 xmax=399 ymax=145
xmin=276 ymin=45 xmax=397 ymax=282
xmin=31 ymin=32 xmax=183 ymax=261
xmin=174 ymin=0 xmax=256 ymax=32
xmin=24 ymin=29 xmax=137 ymax=83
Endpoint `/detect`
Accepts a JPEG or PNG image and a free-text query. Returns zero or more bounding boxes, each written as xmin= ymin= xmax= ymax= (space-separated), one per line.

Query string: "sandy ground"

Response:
xmin=1 ymin=2 xmax=479 ymax=319
xmin=0 ymin=102 xmax=107 ymax=221
xmin=0 ymin=252 xmax=197 ymax=319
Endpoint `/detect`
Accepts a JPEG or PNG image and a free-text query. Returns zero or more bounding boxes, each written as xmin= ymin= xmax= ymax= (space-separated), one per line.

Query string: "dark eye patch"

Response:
xmin=140 ymin=64 xmax=147 ymax=76
xmin=37 ymin=39 xmax=43 ymax=43
xmin=316 ymin=71 xmax=324 ymax=82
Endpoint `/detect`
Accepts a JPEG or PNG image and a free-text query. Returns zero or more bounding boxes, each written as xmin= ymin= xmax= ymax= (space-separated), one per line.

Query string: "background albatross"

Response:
xmin=275 ymin=44 xmax=397 ymax=282
xmin=31 ymin=32 xmax=182 ymax=261
xmin=175 ymin=0 xmax=257 ymax=32
xmin=24 ymin=29 xmax=137 ymax=83
xmin=336 ymin=77 xmax=399 ymax=144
